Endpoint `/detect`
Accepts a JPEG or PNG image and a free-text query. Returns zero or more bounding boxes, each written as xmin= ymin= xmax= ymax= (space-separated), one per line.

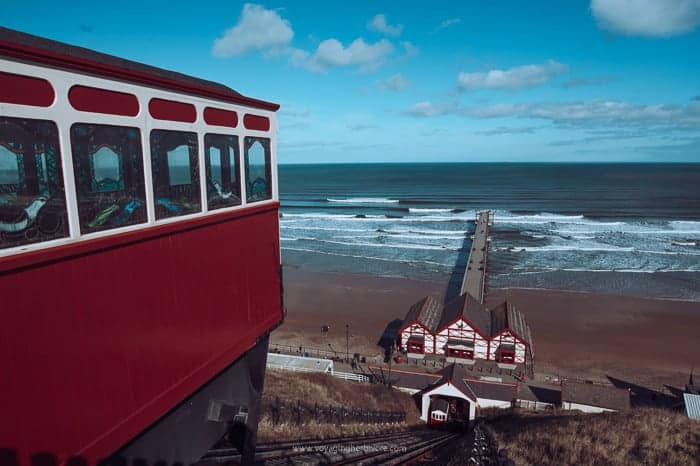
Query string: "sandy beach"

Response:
xmin=273 ymin=266 xmax=700 ymax=388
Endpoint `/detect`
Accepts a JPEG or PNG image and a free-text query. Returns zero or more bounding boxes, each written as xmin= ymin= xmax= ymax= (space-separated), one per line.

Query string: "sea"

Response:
xmin=279 ymin=163 xmax=700 ymax=301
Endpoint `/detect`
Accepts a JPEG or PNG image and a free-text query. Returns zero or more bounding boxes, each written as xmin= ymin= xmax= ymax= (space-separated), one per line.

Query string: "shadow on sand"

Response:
xmin=377 ymin=318 xmax=404 ymax=362
xmin=443 ymin=225 xmax=475 ymax=304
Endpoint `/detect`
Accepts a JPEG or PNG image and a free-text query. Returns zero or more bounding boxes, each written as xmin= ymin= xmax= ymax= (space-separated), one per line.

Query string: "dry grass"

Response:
xmin=263 ymin=370 xmax=419 ymax=420
xmin=257 ymin=419 xmax=411 ymax=443
xmin=258 ymin=369 xmax=421 ymax=442
xmin=485 ymin=408 xmax=700 ymax=465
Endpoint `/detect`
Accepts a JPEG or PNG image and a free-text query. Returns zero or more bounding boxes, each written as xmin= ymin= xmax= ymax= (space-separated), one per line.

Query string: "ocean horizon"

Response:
xmin=279 ymin=163 xmax=700 ymax=301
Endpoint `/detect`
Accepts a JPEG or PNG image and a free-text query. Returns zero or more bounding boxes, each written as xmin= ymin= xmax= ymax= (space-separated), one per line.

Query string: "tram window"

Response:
xmin=71 ymin=124 xmax=147 ymax=234
xmin=244 ymin=137 xmax=272 ymax=203
xmin=0 ymin=117 xmax=69 ymax=249
xmin=150 ymin=130 xmax=201 ymax=219
xmin=204 ymin=134 xmax=241 ymax=210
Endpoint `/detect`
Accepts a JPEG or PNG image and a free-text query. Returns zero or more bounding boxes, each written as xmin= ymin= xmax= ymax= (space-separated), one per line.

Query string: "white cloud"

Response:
xmin=522 ymin=101 xmax=700 ymax=129
xmin=348 ymin=123 xmax=378 ymax=131
xmin=434 ymin=18 xmax=461 ymax=32
xmin=400 ymin=41 xmax=419 ymax=58
xmin=367 ymin=14 xmax=404 ymax=36
xmin=590 ymin=0 xmax=700 ymax=37
xmin=476 ymin=126 xmax=540 ymax=136
xmin=301 ymin=38 xmax=394 ymax=73
xmin=405 ymin=101 xmax=454 ymax=117
xmin=213 ymin=4 xmax=294 ymax=57
xmin=458 ymin=60 xmax=568 ymax=90
xmin=378 ymin=73 xmax=410 ymax=91
xmin=406 ymin=98 xmax=700 ymax=132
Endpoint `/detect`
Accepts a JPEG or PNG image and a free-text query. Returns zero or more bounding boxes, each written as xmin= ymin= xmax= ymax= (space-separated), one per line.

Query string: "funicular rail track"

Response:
xmin=198 ymin=429 xmax=461 ymax=465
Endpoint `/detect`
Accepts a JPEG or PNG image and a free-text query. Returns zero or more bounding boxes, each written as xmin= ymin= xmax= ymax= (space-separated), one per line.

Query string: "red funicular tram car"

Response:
xmin=0 ymin=27 xmax=283 ymax=465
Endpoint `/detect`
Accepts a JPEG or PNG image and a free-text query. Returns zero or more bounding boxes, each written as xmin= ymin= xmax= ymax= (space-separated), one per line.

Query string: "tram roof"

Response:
xmin=0 ymin=27 xmax=279 ymax=112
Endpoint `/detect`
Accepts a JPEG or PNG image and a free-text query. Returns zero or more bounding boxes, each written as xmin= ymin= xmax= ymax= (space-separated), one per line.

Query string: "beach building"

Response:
xmin=380 ymin=364 xmax=521 ymax=424
xmin=488 ymin=300 xmax=534 ymax=366
xmin=516 ymin=384 xmax=561 ymax=410
xmin=434 ymin=293 xmax=491 ymax=362
xmin=398 ymin=296 xmax=442 ymax=358
xmin=399 ymin=293 xmax=534 ymax=369
xmin=467 ymin=378 xmax=519 ymax=409
xmin=417 ymin=364 xmax=477 ymax=423
xmin=561 ymin=381 xmax=631 ymax=413
xmin=373 ymin=366 xmax=442 ymax=395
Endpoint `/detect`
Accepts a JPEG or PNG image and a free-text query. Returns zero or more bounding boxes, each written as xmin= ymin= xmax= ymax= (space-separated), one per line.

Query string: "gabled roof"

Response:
xmin=0 ymin=27 xmax=279 ymax=111
xmin=419 ymin=364 xmax=519 ymax=404
xmin=465 ymin=378 xmax=518 ymax=402
xmin=561 ymin=381 xmax=631 ymax=411
xmin=438 ymin=292 xmax=490 ymax=334
xmin=419 ymin=363 xmax=477 ymax=401
xmin=490 ymin=300 xmax=534 ymax=349
xmin=371 ymin=366 xmax=441 ymax=391
xmin=402 ymin=295 xmax=443 ymax=332
xmin=518 ymin=384 xmax=561 ymax=404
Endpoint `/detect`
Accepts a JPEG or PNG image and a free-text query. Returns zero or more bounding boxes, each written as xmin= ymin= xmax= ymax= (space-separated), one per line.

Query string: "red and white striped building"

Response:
xmin=488 ymin=300 xmax=533 ymax=365
xmin=398 ymin=296 xmax=442 ymax=358
xmin=399 ymin=293 xmax=533 ymax=367
xmin=434 ymin=293 xmax=490 ymax=362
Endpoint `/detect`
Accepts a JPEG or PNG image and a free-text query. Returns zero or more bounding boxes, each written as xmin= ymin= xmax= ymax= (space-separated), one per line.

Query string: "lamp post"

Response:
xmin=345 ymin=323 xmax=350 ymax=363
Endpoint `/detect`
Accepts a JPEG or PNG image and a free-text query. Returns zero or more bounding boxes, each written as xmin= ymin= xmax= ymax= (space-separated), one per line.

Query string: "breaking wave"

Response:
xmin=327 ymin=197 xmax=399 ymax=204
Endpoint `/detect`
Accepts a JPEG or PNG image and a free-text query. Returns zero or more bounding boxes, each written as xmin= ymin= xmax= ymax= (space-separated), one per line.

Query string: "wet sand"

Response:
xmin=274 ymin=267 xmax=700 ymax=387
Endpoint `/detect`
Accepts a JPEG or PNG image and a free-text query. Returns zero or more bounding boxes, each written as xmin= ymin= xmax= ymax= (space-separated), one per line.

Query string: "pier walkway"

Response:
xmin=461 ymin=211 xmax=493 ymax=303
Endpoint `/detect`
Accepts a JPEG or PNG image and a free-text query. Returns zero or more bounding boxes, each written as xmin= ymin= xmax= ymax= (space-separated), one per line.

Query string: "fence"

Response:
xmin=263 ymin=397 xmax=405 ymax=426
xmin=270 ymin=343 xmax=342 ymax=360
xmin=513 ymin=399 xmax=556 ymax=411
xmin=332 ymin=371 xmax=370 ymax=383
xmin=467 ymin=421 xmax=514 ymax=466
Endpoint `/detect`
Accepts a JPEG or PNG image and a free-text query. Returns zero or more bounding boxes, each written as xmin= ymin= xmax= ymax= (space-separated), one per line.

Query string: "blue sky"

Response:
xmin=3 ymin=0 xmax=700 ymax=163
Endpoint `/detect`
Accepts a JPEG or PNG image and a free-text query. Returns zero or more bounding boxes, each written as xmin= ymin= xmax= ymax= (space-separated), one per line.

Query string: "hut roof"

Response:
xmin=517 ymin=384 xmax=561 ymax=404
xmin=490 ymin=300 xmax=534 ymax=349
xmin=371 ymin=366 xmax=441 ymax=391
xmin=439 ymin=292 xmax=490 ymax=334
xmin=465 ymin=379 xmax=518 ymax=402
xmin=421 ymin=363 xmax=477 ymax=401
xmin=561 ymin=381 xmax=631 ymax=411
xmin=403 ymin=295 xmax=443 ymax=332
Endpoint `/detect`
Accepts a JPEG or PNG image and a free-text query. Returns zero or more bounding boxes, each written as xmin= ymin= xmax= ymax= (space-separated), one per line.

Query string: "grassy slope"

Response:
xmin=258 ymin=369 xmax=420 ymax=442
xmin=485 ymin=408 xmax=700 ymax=465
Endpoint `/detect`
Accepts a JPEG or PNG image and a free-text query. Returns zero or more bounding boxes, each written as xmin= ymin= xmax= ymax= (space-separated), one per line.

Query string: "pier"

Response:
xmin=461 ymin=211 xmax=493 ymax=303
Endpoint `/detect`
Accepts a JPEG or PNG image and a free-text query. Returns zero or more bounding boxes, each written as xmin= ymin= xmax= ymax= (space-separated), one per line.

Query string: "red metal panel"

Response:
xmin=204 ymin=107 xmax=238 ymax=128
xmin=243 ymin=114 xmax=270 ymax=131
xmin=68 ymin=85 xmax=139 ymax=116
xmin=148 ymin=98 xmax=197 ymax=123
xmin=0 ymin=71 xmax=54 ymax=107
xmin=0 ymin=35 xmax=279 ymax=112
xmin=0 ymin=205 xmax=282 ymax=465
